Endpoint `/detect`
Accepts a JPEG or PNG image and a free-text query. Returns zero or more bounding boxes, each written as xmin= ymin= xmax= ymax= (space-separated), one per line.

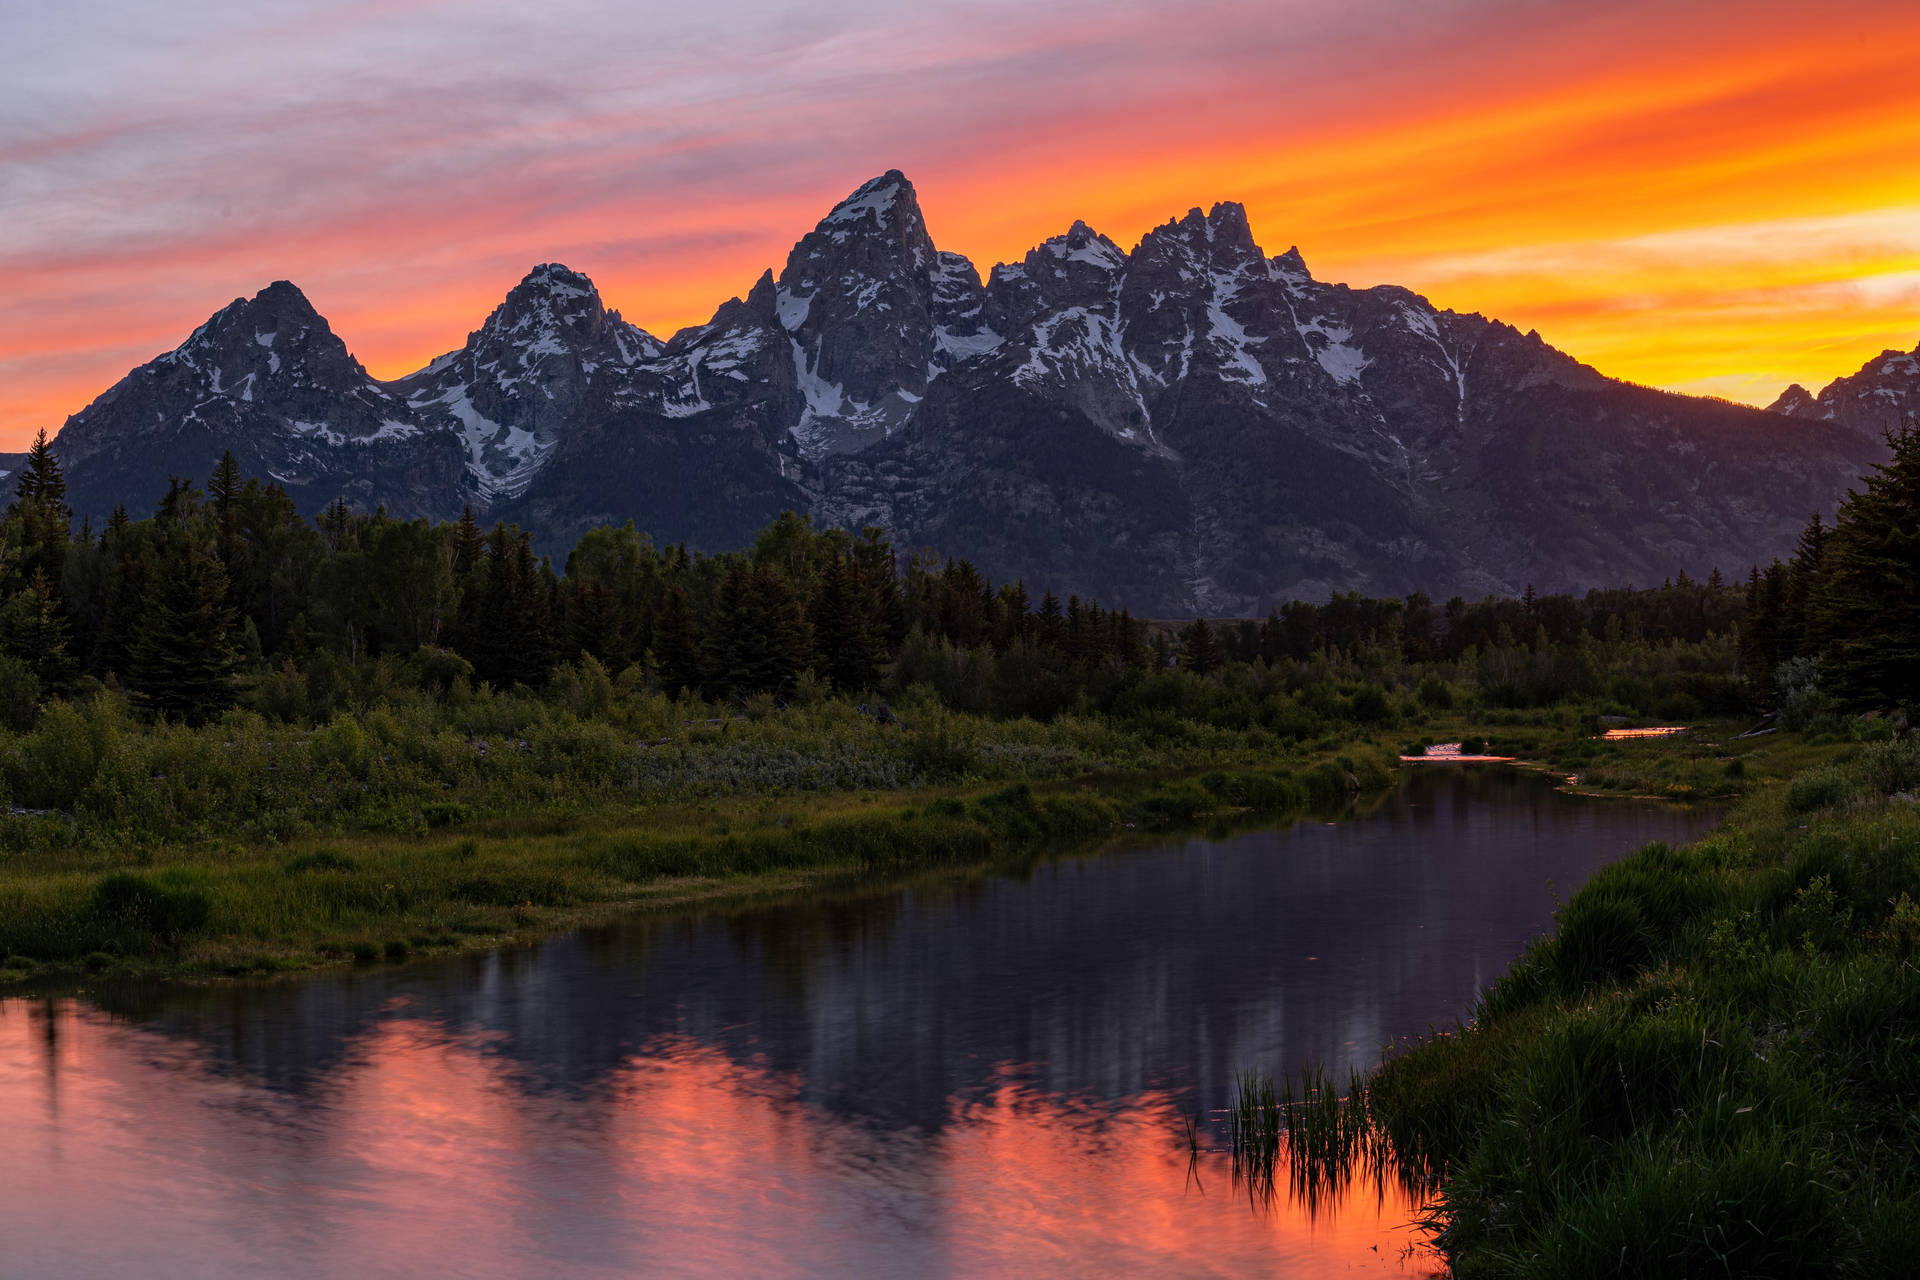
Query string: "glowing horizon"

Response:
xmin=4 ymin=0 xmax=1919 ymax=448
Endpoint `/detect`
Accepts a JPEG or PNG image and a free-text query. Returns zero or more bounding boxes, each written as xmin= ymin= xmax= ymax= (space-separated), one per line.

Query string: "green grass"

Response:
xmin=1365 ymin=734 xmax=1920 ymax=1276
xmin=0 ymin=749 xmax=1397 ymax=980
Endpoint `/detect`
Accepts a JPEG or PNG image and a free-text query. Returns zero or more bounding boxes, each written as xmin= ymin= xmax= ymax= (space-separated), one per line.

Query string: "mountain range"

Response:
xmin=43 ymin=171 xmax=1904 ymax=614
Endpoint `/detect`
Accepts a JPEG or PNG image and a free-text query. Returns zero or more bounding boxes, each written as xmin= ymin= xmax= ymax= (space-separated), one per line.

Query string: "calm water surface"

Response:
xmin=0 ymin=768 xmax=1717 ymax=1278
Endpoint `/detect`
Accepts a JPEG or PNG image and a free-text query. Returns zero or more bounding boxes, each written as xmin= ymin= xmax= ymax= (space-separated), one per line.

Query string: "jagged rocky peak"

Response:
xmin=393 ymin=262 xmax=666 ymax=507
xmin=776 ymin=172 xmax=954 ymax=457
xmin=817 ymin=170 xmax=931 ymax=251
xmin=488 ymin=262 xmax=605 ymax=339
xmin=779 ymin=169 xmax=939 ymax=309
xmin=644 ymin=269 xmax=790 ymax=421
xmin=1271 ymin=246 xmax=1311 ymax=286
xmin=1128 ymin=203 xmax=1268 ymax=285
xmin=469 ymin=262 xmax=661 ymax=369
xmin=1771 ymin=340 xmax=1919 ymax=450
xmin=160 ymin=279 xmax=371 ymax=394
xmin=1769 ymin=383 xmax=1818 ymax=417
xmin=979 ymin=220 xmax=1127 ymax=343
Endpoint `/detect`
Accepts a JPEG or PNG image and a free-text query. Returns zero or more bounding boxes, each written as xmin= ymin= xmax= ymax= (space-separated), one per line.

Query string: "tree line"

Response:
xmin=3 ymin=423 xmax=1895 ymax=731
xmin=1740 ymin=421 xmax=1920 ymax=719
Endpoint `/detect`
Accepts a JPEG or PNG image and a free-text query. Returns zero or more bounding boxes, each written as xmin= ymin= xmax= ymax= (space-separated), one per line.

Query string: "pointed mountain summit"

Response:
xmin=396 ymin=263 xmax=663 ymax=501
xmin=56 ymin=281 xmax=465 ymax=521
xmin=1772 ymin=340 xmax=1920 ymax=452
xmin=774 ymin=170 xmax=977 ymax=455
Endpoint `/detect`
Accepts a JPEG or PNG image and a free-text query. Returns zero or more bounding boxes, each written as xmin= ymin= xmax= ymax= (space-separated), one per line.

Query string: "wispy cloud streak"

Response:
xmin=1 ymin=0 xmax=1917 ymax=441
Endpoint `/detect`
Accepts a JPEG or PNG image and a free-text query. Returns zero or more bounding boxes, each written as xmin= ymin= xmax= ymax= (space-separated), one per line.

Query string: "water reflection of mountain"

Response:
xmin=78 ymin=770 xmax=1714 ymax=1131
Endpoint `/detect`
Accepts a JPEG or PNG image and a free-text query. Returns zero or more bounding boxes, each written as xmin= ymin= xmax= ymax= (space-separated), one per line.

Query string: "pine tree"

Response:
xmin=1818 ymin=422 xmax=1920 ymax=709
xmin=505 ymin=533 xmax=554 ymax=684
xmin=702 ymin=563 xmax=812 ymax=698
xmin=1036 ymin=590 xmax=1064 ymax=654
xmin=1150 ymin=631 xmax=1175 ymax=671
xmin=0 ymin=571 xmax=76 ymax=693
xmin=562 ymin=578 xmax=627 ymax=670
xmin=1114 ymin=609 xmax=1144 ymax=668
xmin=810 ymin=551 xmax=880 ymax=693
xmin=458 ymin=529 xmax=553 ymax=688
xmin=1178 ymin=617 xmax=1223 ymax=676
xmin=653 ymin=584 xmax=702 ymax=695
xmin=1064 ymin=595 xmax=1090 ymax=667
xmin=127 ymin=537 xmax=239 ymax=723
xmin=452 ymin=505 xmax=484 ymax=577
xmin=1780 ymin=511 xmax=1828 ymax=662
xmin=209 ymin=450 xmax=242 ymax=555
xmin=8 ymin=428 xmax=71 ymax=593
xmin=320 ymin=496 xmax=353 ymax=552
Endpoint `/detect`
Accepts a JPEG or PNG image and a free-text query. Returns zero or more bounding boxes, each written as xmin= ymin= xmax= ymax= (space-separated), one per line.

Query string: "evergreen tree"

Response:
xmin=1257 ymin=608 xmax=1286 ymax=666
xmin=1114 ymin=608 xmax=1144 ymax=668
xmin=452 ymin=505 xmax=484 ymax=577
xmin=653 ymin=584 xmax=702 ymax=696
xmin=1178 ymin=617 xmax=1223 ymax=676
xmin=0 ymin=571 xmax=76 ymax=693
xmin=703 ymin=563 xmax=812 ymax=698
xmin=562 ymin=578 xmax=628 ymax=670
xmin=1818 ymin=422 xmax=1920 ymax=709
xmin=1780 ymin=511 xmax=1828 ymax=662
xmin=127 ymin=537 xmax=239 ymax=723
xmin=8 ymin=428 xmax=71 ymax=593
xmin=1036 ymin=590 xmax=1064 ymax=654
xmin=208 ymin=450 xmax=243 ymax=575
xmin=458 ymin=530 xmax=554 ymax=688
xmin=810 ymin=551 xmax=880 ymax=693
xmin=1150 ymin=631 xmax=1175 ymax=671
xmin=320 ymin=496 xmax=353 ymax=552
xmin=97 ymin=525 xmax=150 ymax=678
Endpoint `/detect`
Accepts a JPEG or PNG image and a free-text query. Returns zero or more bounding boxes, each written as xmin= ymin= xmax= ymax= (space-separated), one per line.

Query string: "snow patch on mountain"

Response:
xmin=427 ymin=384 xmax=548 ymax=498
xmin=1399 ymin=302 xmax=1468 ymax=419
xmin=1296 ymin=317 xmax=1369 ymax=385
xmin=775 ymin=286 xmax=812 ymax=330
xmin=825 ymin=175 xmax=903 ymax=237
xmin=1207 ymin=272 xmax=1267 ymax=386
xmin=934 ymin=325 xmax=1003 ymax=365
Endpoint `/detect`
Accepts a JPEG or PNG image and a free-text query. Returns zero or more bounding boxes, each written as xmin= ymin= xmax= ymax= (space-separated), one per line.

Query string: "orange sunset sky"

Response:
xmin=4 ymin=0 xmax=1919 ymax=450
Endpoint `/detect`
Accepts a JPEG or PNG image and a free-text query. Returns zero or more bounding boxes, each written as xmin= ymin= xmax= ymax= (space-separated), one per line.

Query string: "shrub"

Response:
xmin=8 ymin=700 xmax=101 ymax=810
xmin=905 ymin=714 xmax=979 ymax=782
xmin=1857 ymin=737 xmax=1920 ymax=797
xmin=87 ymin=871 xmax=212 ymax=947
xmin=1416 ymin=673 xmax=1454 ymax=710
xmin=1785 ymin=769 xmax=1851 ymax=815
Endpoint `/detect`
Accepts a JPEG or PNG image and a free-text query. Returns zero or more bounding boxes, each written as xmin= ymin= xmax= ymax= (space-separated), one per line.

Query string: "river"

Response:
xmin=0 ymin=767 xmax=1717 ymax=1278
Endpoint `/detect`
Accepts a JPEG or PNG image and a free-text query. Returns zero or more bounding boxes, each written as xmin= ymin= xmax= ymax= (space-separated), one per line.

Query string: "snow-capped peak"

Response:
xmin=825 ymin=170 xmax=912 ymax=229
xmin=1039 ymin=221 xmax=1127 ymax=272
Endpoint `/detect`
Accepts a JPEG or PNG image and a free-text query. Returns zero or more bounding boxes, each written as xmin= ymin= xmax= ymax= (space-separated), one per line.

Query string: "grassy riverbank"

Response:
xmin=0 ymin=747 xmax=1396 ymax=981
xmin=0 ymin=685 xmax=1753 ymax=984
xmin=1367 ymin=729 xmax=1920 ymax=1276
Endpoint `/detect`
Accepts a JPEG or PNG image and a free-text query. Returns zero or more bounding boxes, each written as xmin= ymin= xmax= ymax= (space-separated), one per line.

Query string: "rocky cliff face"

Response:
xmin=48 ymin=172 xmax=1890 ymax=610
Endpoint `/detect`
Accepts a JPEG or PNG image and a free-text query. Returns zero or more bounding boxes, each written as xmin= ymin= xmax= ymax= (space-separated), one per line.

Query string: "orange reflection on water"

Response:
xmin=0 ymin=1001 xmax=1439 ymax=1278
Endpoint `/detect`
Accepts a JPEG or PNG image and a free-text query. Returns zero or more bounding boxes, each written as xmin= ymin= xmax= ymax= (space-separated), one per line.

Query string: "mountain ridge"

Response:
xmin=45 ymin=170 xmax=1891 ymax=612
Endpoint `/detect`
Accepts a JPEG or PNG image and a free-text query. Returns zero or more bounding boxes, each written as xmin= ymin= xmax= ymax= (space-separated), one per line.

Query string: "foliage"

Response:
xmin=1368 ymin=730 xmax=1920 ymax=1275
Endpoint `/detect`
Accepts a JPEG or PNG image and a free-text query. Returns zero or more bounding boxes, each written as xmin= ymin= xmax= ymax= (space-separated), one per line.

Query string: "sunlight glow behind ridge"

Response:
xmin=1 ymin=0 xmax=1917 ymax=446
